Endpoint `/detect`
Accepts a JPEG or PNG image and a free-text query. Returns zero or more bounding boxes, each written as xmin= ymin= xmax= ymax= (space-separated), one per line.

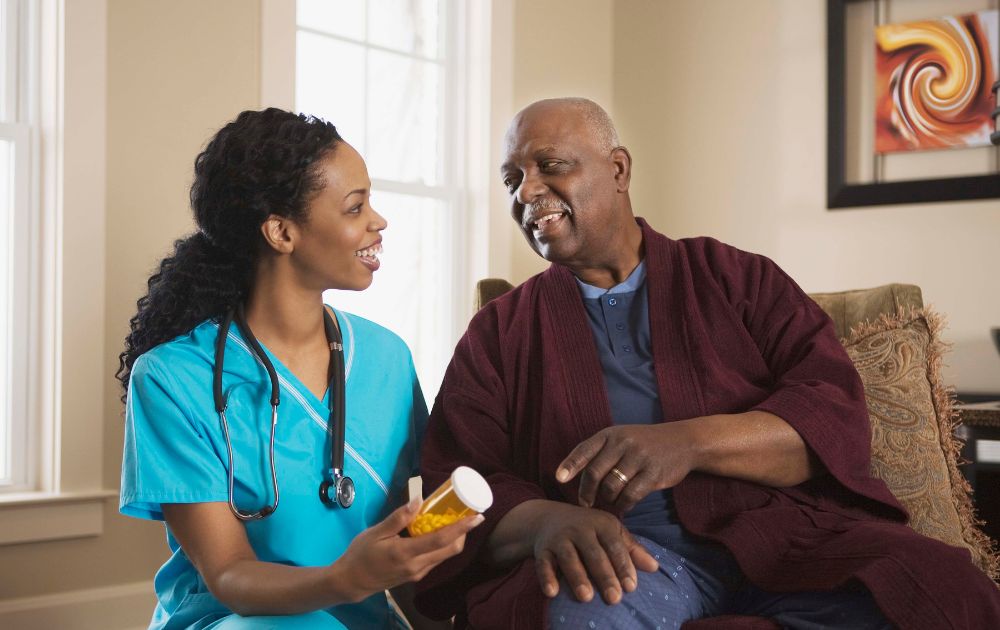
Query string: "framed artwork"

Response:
xmin=828 ymin=0 xmax=1000 ymax=208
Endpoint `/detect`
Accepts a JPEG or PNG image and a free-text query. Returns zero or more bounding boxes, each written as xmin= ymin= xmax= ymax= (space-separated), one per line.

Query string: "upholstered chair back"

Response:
xmin=809 ymin=283 xmax=923 ymax=337
xmin=473 ymin=278 xmax=998 ymax=579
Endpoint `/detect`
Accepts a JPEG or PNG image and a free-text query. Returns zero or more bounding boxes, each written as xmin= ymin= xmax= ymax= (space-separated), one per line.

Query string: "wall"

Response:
xmin=102 ymin=0 xmax=263 ymax=590
xmin=0 ymin=1 xmax=262 ymax=624
xmin=503 ymin=0 xmax=617 ymax=282
xmin=614 ymin=0 xmax=1000 ymax=392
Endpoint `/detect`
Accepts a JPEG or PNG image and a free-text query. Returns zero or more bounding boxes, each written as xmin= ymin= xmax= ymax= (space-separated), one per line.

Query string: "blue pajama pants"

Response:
xmin=548 ymin=524 xmax=891 ymax=630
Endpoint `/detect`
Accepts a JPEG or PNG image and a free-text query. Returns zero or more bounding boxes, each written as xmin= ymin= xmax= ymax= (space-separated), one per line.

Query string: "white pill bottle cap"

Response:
xmin=451 ymin=466 xmax=494 ymax=513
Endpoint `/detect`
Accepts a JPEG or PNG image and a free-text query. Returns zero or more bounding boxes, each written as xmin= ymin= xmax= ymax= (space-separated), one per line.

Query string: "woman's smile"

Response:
xmin=355 ymin=239 xmax=383 ymax=272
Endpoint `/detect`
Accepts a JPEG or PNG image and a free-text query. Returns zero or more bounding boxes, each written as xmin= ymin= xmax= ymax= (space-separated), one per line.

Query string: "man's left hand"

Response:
xmin=555 ymin=423 xmax=697 ymax=513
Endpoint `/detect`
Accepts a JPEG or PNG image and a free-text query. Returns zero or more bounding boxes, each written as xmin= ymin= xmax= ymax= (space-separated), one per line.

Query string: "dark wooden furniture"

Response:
xmin=956 ymin=402 xmax=1000 ymax=545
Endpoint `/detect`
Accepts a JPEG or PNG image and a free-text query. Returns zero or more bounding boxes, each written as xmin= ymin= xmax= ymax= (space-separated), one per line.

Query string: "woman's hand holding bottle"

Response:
xmin=333 ymin=498 xmax=484 ymax=603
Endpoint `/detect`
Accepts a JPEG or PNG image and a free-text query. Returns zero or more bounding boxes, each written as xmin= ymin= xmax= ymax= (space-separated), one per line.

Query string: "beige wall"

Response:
xmin=495 ymin=0 xmax=1000 ymax=391
xmin=102 ymin=0 xmax=264 ymax=590
xmin=614 ymin=0 xmax=1000 ymax=392
xmin=505 ymin=0 xmax=616 ymax=282
xmin=0 ymin=0 xmax=262 ymax=606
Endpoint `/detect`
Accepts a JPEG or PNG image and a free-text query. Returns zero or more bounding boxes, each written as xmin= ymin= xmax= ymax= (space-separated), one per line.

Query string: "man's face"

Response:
xmin=500 ymin=105 xmax=622 ymax=267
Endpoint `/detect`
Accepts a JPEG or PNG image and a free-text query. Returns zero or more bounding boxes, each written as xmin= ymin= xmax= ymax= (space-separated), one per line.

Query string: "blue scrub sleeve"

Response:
xmin=120 ymin=353 xmax=229 ymax=520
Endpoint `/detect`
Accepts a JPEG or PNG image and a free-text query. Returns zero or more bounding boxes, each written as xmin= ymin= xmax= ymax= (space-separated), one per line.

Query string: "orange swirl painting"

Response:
xmin=875 ymin=10 xmax=998 ymax=153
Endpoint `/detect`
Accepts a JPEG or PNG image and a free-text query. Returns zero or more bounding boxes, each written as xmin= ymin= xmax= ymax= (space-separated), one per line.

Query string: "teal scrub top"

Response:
xmin=120 ymin=308 xmax=428 ymax=629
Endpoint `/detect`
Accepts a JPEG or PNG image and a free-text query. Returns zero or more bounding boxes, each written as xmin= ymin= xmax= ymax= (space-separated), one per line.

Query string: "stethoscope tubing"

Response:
xmin=220 ymin=406 xmax=279 ymax=520
xmin=213 ymin=304 xmax=350 ymax=521
xmin=324 ymin=310 xmax=346 ymax=476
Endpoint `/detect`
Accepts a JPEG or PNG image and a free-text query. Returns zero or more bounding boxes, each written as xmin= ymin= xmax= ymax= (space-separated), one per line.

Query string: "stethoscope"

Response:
xmin=213 ymin=303 xmax=355 ymax=521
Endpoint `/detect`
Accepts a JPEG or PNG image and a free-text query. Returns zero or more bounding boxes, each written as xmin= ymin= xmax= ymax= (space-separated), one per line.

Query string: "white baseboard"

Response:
xmin=0 ymin=580 xmax=155 ymax=630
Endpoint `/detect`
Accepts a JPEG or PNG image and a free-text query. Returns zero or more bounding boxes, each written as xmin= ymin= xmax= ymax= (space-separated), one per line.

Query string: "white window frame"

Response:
xmin=0 ymin=122 xmax=32 ymax=491
xmin=0 ymin=0 xmax=115 ymax=545
xmin=265 ymin=0 xmax=493 ymax=398
xmin=1 ymin=0 xmax=41 ymax=494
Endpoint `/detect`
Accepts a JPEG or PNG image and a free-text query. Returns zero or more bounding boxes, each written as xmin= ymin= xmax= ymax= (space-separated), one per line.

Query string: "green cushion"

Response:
xmin=809 ymin=283 xmax=924 ymax=338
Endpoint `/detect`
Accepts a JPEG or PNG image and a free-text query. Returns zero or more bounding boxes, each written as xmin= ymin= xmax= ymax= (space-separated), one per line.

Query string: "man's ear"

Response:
xmin=260 ymin=214 xmax=295 ymax=254
xmin=611 ymin=146 xmax=632 ymax=193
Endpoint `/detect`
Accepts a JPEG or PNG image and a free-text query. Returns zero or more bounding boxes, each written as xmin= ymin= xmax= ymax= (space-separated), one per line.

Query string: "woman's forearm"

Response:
xmin=163 ymin=501 xmax=366 ymax=616
xmin=208 ymin=558 xmax=362 ymax=617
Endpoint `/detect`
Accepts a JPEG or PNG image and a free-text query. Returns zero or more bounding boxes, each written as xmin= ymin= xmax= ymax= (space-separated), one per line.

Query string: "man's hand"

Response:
xmin=557 ymin=413 xmax=818 ymax=507
xmin=556 ymin=423 xmax=697 ymax=512
xmin=532 ymin=502 xmax=658 ymax=605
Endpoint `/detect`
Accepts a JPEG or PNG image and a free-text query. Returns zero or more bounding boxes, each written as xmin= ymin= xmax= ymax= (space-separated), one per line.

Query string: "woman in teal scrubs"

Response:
xmin=117 ymin=108 xmax=479 ymax=629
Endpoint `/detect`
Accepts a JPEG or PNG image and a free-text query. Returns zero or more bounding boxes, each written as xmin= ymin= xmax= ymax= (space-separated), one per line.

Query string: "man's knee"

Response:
xmin=548 ymin=543 xmax=704 ymax=628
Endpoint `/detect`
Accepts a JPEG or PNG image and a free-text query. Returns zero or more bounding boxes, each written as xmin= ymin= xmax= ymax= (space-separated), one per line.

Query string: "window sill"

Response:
xmin=0 ymin=490 xmax=118 ymax=545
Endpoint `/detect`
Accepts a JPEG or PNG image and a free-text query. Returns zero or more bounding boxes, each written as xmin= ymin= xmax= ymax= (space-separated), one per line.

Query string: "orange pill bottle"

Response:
xmin=407 ymin=466 xmax=493 ymax=537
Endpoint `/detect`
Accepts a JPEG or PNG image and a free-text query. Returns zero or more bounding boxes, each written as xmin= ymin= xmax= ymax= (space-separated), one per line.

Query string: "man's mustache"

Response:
xmin=522 ymin=199 xmax=572 ymax=229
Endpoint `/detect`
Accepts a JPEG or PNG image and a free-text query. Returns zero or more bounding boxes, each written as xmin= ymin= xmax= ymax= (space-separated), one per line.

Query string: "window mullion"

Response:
xmin=1 ymin=0 xmax=18 ymax=122
xmin=294 ymin=0 xmax=487 ymax=404
xmin=0 ymin=119 xmax=32 ymax=492
xmin=10 ymin=121 xmax=31 ymax=491
xmin=362 ymin=0 xmax=369 ymax=157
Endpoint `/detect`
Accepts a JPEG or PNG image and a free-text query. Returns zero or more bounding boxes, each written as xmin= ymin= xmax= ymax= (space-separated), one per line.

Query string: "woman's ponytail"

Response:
xmin=116 ymin=108 xmax=342 ymax=401
xmin=116 ymin=232 xmax=249 ymax=399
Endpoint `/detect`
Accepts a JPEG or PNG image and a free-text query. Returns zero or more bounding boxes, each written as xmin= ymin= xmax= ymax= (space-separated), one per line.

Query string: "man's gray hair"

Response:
xmin=549 ymin=97 xmax=621 ymax=153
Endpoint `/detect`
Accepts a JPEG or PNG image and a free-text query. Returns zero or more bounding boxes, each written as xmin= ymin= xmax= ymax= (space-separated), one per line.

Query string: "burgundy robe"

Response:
xmin=416 ymin=219 xmax=1000 ymax=629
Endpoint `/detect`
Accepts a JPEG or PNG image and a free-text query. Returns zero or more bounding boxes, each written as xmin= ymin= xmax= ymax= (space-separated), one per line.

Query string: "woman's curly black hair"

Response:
xmin=116 ymin=108 xmax=343 ymax=400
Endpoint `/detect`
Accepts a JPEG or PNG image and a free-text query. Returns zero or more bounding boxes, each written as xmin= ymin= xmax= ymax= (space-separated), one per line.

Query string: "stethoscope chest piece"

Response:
xmin=320 ymin=470 xmax=355 ymax=508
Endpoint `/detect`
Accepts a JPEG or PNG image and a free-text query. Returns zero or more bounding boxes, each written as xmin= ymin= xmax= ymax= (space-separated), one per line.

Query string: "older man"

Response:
xmin=415 ymin=98 xmax=1000 ymax=629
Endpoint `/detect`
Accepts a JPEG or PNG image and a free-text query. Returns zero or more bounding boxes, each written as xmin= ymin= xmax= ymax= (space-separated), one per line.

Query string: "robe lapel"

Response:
xmin=535 ymin=218 xmax=706 ymax=451
xmin=641 ymin=219 xmax=706 ymax=421
xmin=540 ymin=264 xmax=614 ymax=446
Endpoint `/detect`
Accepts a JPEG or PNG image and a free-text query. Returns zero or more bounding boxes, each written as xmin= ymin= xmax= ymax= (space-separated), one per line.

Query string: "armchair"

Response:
xmin=474 ymin=279 xmax=998 ymax=579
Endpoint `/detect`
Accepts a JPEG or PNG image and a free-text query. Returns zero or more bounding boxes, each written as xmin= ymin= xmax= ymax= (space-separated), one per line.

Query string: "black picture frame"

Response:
xmin=827 ymin=0 xmax=1000 ymax=209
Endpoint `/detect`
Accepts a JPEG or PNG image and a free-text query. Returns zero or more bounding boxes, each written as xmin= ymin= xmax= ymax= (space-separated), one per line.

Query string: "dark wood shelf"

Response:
xmin=956 ymin=402 xmax=1000 ymax=545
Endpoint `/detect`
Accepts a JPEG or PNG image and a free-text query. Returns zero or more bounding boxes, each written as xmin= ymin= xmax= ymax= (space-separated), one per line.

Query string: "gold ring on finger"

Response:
xmin=609 ymin=467 xmax=629 ymax=485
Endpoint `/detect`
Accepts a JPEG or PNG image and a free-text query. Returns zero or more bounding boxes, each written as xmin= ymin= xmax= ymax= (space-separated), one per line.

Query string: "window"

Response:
xmin=295 ymin=0 xmax=488 ymax=400
xmin=0 ymin=0 xmax=34 ymax=493
xmin=2 ymin=0 xmax=203 ymax=546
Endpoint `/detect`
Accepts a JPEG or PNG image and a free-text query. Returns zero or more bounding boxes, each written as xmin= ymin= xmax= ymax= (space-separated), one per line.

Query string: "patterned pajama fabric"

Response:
xmin=548 ymin=530 xmax=891 ymax=630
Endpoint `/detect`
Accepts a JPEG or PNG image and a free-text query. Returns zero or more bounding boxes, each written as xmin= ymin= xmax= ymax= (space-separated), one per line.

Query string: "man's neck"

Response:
xmin=569 ymin=220 xmax=644 ymax=289
xmin=572 ymin=259 xmax=642 ymax=289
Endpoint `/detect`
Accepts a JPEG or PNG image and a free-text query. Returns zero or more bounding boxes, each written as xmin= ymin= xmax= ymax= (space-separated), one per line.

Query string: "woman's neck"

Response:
xmin=243 ymin=268 xmax=328 ymax=350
